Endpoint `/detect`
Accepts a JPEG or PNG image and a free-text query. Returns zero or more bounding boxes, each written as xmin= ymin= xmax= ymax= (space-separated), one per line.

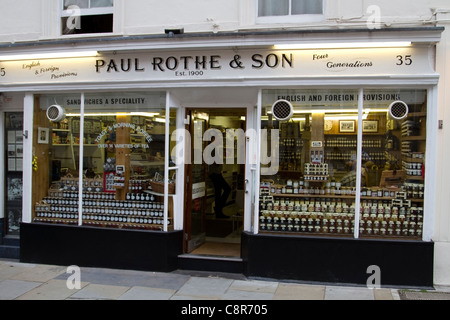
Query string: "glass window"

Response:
xmin=260 ymin=89 xmax=358 ymax=236
xmin=259 ymin=88 xmax=428 ymax=241
xmin=62 ymin=0 xmax=114 ymax=35
xmin=360 ymin=89 xmax=427 ymax=239
xmin=32 ymin=92 xmax=176 ymax=232
xmin=258 ymin=0 xmax=323 ymax=17
xmin=63 ymin=0 xmax=113 ymax=10
xmin=292 ymin=0 xmax=323 ymax=14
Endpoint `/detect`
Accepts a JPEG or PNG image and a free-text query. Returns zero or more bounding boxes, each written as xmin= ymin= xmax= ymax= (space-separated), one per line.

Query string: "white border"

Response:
xmin=22 ymin=94 xmax=34 ymax=224
xmin=0 ymin=112 xmax=4 ymax=221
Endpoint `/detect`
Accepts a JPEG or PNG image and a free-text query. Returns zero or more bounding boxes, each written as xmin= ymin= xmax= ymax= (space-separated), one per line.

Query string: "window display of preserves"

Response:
xmin=34 ymin=187 xmax=170 ymax=231
xmin=32 ymin=92 xmax=174 ymax=231
xmin=260 ymin=89 xmax=427 ymax=240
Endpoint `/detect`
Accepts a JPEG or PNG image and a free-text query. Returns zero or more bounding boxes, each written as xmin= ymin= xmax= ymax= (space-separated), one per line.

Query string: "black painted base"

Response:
xmin=20 ymin=223 xmax=183 ymax=272
xmin=19 ymin=224 xmax=434 ymax=288
xmin=0 ymin=218 xmax=4 ymax=244
xmin=242 ymin=232 xmax=434 ymax=288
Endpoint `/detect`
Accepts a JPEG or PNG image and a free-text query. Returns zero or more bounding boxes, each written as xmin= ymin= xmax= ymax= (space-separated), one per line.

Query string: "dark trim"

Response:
xmin=242 ymin=232 xmax=434 ymax=288
xmin=0 ymin=27 xmax=444 ymax=49
xmin=0 ymin=218 xmax=4 ymax=244
xmin=20 ymin=223 xmax=183 ymax=272
xmin=18 ymin=223 xmax=435 ymax=287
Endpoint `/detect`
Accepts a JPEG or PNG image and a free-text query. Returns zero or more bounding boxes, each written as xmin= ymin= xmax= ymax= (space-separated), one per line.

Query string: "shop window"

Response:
xmin=257 ymin=0 xmax=324 ymax=23
xmin=360 ymin=89 xmax=427 ymax=239
xmin=61 ymin=0 xmax=114 ymax=35
xmin=32 ymin=92 xmax=176 ymax=232
xmin=4 ymin=113 xmax=24 ymax=236
xmin=259 ymin=89 xmax=428 ymax=241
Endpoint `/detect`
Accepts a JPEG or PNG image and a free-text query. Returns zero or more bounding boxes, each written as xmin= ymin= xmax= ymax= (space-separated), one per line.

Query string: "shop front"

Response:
xmin=0 ymin=28 xmax=442 ymax=287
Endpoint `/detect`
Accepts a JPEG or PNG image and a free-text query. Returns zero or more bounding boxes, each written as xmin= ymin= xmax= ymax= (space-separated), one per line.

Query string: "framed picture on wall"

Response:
xmin=339 ymin=120 xmax=355 ymax=133
xmin=38 ymin=127 xmax=49 ymax=144
xmin=363 ymin=120 xmax=379 ymax=133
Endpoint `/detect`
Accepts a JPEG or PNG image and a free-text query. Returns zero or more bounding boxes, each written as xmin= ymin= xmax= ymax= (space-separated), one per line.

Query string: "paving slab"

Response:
xmin=118 ymin=286 xmax=176 ymax=300
xmin=68 ymin=283 xmax=131 ymax=300
xmin=175 ymin=277 xmax=233 ymax=299
xmin=399 ymin=290 xmax=450 ymax=300
xmin=170 ymin=294 xmax=219 ymax=300
xmin=55 ymin=267 xmax=190 ymax=291
xmin=373 ymin=289 xmax=394 ymax=300
xmin=274 ymin=283 xmax=325 ymax=300
xmin=325 ymin=286 xmax=374 ymax=300
xmin=222 ymin=288 xmax=275 ymax=300
xmin=15 ymin=279 xmax=88 ymax=300
xmin=11 ymin=265 xmax=67 ymax=283
xmin=229 ymin=279 xmax=279 ymax=294
xmin=0 ymin=280 xmax=43 ymax=300
xmin=0 ymin=262 xmax=38 ymax=282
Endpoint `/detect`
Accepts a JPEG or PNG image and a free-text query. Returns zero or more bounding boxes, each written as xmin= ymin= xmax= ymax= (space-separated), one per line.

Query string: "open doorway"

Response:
xmin=184 ymin=108 xmax=247 ymax=258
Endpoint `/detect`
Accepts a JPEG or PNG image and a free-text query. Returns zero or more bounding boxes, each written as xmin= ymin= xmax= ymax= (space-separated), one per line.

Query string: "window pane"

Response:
xmin=258 ymin=0 xmax=289 ymax=17
xmin=33 ymin=92 xmax=175 ymax=232
xmin=33 ymin=95 xmax=81 ymax=226
xmin=62 ymin=14 xmax=113 ymax=35
xmin=64 ymin=0 xmax=113 ymax=9
xmin=90 ymin=0 xmax=114 ymax=8
xmin=260 ymin=89 xmax=358 ymax=236
xmin=64 ymin=0 xmax=89 ymax=9
xmin=360 ymin=89 xmax=427 ymax=239
xmin=81 ymin=92 xmax=167 ymax=231
xmin=292 ymin=0 xmax=323 ymax=15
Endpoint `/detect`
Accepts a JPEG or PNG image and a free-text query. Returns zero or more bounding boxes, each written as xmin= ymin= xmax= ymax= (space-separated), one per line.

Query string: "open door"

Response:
xmin=184 ymin=109 xmax=247 ymax=257
xmin=184 ymin=110 xmax=208 ymax=253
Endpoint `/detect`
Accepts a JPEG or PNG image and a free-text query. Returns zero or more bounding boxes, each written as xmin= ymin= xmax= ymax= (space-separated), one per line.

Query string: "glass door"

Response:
xmin=185 ymin=110 xmax=208 ymax=253
xmin=184 ymin=109 xmax=247 ymax=257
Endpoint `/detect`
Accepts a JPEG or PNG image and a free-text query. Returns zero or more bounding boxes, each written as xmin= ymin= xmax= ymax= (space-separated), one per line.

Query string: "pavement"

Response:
xmin=0 ymin=258 xmax=449 ymax=301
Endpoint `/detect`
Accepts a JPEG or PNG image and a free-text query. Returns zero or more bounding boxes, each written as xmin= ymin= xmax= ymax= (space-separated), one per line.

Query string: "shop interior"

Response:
xmin=259 ymin=89 xmax=427 ymax=240
xmin=32 ymin=93 xmax=176 ymax=232
xmin=186 ymin=109 xmax=246 ymax=258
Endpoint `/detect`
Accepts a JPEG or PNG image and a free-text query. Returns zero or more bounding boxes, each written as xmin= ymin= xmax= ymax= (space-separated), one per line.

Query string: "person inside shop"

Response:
xmin=208 ymin=136 xmax=231 ymax=219
xmin=339 ymin=153 xmax=370 ymax=187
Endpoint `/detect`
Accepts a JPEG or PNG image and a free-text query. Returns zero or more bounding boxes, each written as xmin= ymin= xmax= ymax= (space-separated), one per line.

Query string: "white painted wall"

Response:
xmin=434 ymin=9 xmax=450 ymax=286
xmin=0 ymin=0 xmax=449 ymax=43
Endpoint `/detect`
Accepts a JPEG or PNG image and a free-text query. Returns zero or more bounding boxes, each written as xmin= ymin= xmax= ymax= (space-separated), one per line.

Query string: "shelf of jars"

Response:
xmin=259 ymin=180 xmax=424 ymax=239
xmin=34 ymin=190 xmax=172 ymax=231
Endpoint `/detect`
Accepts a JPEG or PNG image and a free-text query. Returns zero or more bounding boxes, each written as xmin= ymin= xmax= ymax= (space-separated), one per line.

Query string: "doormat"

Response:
xmin=399 ymin=290 xmax=450 ymax=300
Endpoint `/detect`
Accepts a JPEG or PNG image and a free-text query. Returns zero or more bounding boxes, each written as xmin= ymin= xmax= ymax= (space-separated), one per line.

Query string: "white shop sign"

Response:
xmin=0 ymin=46 xmax=435 ymax=85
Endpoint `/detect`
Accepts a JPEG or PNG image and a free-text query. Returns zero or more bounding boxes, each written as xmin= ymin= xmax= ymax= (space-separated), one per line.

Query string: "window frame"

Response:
xmin=256 ymin=87 xmax=432 ymax=241
xmin=256 ymin=0 xmax=326 ymax=24
xmin=60 ymin=0 xmax=115 ymax=36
